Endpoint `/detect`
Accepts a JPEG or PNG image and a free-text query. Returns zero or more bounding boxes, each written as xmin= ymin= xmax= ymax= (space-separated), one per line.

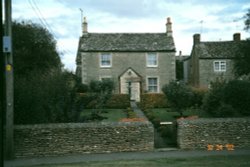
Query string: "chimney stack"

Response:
xmin=193 ymin=34 xmax=201 ymax=45
xmin=166 ymin=17 xmax=172 ymax=37
xmin=233 ymin=33 xmax=241 ymax=41
xmin=82 ymin=17 xmax=88 ymax=35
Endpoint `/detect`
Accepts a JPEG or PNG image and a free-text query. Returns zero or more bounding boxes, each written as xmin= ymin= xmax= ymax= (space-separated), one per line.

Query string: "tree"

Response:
xmin=244 ymin=8 xmax=250 ymax=32
xmin=12 ymin=21 xmax=62 ymax=76
xmin=234 ymin=9 xmax=250 ymax=77
xmin=12 ymin=21 xmax=77 ymax=124
xmin=162 ymin=81 xmax=193 ymax=116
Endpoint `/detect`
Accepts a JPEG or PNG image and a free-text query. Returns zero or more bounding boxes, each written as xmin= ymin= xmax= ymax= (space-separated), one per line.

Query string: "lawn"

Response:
xmin=24 ymin=155 xmax=250 ymax=167
xmin=151 ymin=108 xmax=209 ymax=122
xmin=80 ymin=109 xmax=127 ymax=122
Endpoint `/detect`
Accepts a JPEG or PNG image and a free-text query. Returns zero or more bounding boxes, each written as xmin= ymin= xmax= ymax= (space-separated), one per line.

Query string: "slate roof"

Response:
xmin=195 ymin=41 xmax=246 ymax=59
xmin=79 ymin=33 xmax=175 ymax=52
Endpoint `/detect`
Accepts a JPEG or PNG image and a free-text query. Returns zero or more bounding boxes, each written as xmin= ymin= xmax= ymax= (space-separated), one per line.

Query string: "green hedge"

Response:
xmin=105 ymin=94 xmax=130 ymax=109
xmin=140 ymin=93 xmax=169 ymax=110
xmin=78 ymin=93 xmax=130 ymax=109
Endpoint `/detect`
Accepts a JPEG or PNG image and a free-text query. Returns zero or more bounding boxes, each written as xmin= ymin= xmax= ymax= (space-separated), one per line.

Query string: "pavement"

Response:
xmin=4 ymin=148 xmax=250 ymax=167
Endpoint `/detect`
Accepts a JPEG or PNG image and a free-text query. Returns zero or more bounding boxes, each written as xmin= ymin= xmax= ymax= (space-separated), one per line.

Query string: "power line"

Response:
xmin=27 ymin=0 xmax=73 ymax=56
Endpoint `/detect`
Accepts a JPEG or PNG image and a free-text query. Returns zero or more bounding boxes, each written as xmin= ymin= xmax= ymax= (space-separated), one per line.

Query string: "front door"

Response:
xmin=120 ymin=68 xmax=141 ymax=102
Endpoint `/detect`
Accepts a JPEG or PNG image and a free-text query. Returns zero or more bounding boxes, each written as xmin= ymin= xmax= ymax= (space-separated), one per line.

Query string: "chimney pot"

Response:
xmin=193 ymin=34 xmax=201 ymax=45
xmin=233 ymin=33 xmax=241 ymax=41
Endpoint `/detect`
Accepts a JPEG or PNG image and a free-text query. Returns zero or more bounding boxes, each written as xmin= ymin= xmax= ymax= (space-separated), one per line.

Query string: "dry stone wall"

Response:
xmin=14 ymin=122 xmax=154 ymax=158
xmin=177 ymin=118 xmax=250 ymax=150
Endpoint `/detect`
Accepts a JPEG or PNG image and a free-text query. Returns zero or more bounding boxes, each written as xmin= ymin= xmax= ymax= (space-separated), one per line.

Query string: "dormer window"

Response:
xmin=147 ymin=53 xmax=158 ymax=67
xmin=100 ymin=53 xmax=112 ymax=67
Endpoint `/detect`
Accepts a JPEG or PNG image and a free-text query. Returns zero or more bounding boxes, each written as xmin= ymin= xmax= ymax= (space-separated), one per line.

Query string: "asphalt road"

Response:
xmin=4 ymin=148 xmax=250 ymax=167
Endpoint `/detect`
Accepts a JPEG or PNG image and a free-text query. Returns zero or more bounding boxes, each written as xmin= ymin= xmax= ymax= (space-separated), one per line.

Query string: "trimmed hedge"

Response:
xmin=105 ymin=94 xmax=130 ymax=109
xmin=140 ymin=93 xmax=169 ymax=110
xmin=78 ymin=93 xmax=130 ymax=109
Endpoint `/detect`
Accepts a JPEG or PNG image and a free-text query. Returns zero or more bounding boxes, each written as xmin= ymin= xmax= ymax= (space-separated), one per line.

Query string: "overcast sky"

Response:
xmin=12 ymin=0 xmax=250 ymax=71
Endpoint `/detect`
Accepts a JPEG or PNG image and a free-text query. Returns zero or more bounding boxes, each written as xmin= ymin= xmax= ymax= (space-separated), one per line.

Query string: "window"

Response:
xmin=147 ymin=77 xmax=158 ymax=93
xmin=214 ymin=61 xmax=226 ymax=72
xmin=100 ymin=53 xmax=112 ymax=67
xmin=147 ymin=53 xmax=158 ymax=67
xmin=100 ymin=76 xmax=112 ymax=81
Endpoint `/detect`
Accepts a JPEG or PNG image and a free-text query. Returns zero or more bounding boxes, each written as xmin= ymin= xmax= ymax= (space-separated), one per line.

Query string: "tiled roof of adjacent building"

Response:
xmin=195 ymin=41 xmax=246 ymax=59
xmin=79 ymin=33 xmax=175 ymax=52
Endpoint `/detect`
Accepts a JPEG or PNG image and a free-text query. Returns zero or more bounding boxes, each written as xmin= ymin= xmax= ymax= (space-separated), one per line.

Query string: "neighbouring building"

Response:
xmin=76 ymin=17 xmax=176 ymax=101
xmin=187 ymin=33 xmax=244 ymax=88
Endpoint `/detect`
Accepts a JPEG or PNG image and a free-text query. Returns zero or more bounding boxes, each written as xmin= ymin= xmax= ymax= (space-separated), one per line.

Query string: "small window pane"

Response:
xmin=147 ymin=53 xmax=157 ymax=67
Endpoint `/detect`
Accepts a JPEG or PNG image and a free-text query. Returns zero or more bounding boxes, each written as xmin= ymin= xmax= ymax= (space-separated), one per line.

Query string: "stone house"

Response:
xmin=187 ymin=33 xmax=244 ymax=88
xmin=76 ymin=17 xmax=176 ymax=101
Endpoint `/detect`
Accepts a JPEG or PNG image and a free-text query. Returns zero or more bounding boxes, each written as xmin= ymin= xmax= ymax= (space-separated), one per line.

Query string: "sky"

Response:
xmin=11 ymin=0 xmax=250 ymax=71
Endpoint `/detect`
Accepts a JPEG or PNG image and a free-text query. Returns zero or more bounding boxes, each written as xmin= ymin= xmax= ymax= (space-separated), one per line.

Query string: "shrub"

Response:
xmin=223 ymin=80 xmax=250 ymax=116
xmin=191 ymin=87 xmax=208 ymax=108
xmin=140 ymin=93 xmax=169 ymax=110
xmin=162 ymin=81 xmax=194 ymax=116
xmin=202 ymin=79 xmax=250 ymax=117
xmin=202 ymin=80 xmax=226 ymax=117
xmin=105 ymin=94 xmax=130 ymax=109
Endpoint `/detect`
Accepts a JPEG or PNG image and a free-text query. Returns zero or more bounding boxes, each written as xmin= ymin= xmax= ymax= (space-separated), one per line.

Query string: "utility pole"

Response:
xmin=4 ymin=0 xmax=14 ymax=159
xmin=1 ymin=0 xmax=6 ymax=165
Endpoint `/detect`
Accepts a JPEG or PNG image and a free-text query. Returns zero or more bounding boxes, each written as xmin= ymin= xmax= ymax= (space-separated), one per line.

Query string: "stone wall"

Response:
xmin=14 ymin=122 xmax=154 ymax=158
xmin=177 ymin=118 xmax=250 ymax=150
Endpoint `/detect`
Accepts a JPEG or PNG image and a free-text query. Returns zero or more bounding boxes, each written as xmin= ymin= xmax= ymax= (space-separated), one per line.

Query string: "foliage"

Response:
xmin=12 ymin=21 xmax=62 ymax=76
xmin=202 ymin=79 xmax=250 ymax=117
xmin=14 ymin=70 xmax=78 ymax=124
xmin=105 ymin=94 xmax=130 ymax=109
xmin=89 ymin=80 xmax=114 ymax=113
xmin=234 ymin=40 xmax=250 ymax=77
xmin=140 ymin=93 xmax=169 ymax=110
xmin=191 ymin=87 xmax=208 ymax=108
xmin=223 ymin=80 xmax=250 ymax=116
xmin=12 ymin=21 xmax=79 ymax=124
xmin=162 ymin=81 xmax=194 ymax=116
xmin=244 ymin=8 xmax=250 ymax=32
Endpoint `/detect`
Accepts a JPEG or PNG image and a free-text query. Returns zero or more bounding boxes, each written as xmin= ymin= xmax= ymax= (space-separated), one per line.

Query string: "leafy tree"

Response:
xmin=244 ymin=8 xmax=250 ymax=32
xmin=162 ymin=81 xmax=193 ymax=116
xmin=12 ymin=21 xmax=62 ymax=76
xmin=234 ymin=9 xmax=250 ymax=77
xmin=12 ymin=21 xmax=77 ymax=124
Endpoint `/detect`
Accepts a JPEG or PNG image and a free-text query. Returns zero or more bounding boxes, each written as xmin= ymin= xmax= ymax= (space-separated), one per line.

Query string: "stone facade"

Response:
xmin=78 ymin=52 xmax=175 ymax=93
xmin=188 ymin=33 xmax=244 ymax=88
xmin=76 ymin=18 xmax=176 ymax=101
xmin=14 ymin=122 xmax=154 ymax=158
xmin=177 ymin=118 xmax=250 ymax=150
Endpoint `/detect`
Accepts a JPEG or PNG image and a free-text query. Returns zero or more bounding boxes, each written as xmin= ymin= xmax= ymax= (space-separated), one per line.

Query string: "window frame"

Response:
xmin=213 ymin=60 xmax=226 ymax=72
xmin=100 ymin=53 xmax=112 ymax=68
xmin=146 ymin=52 xmax=158 ymax=67
xmin=147 ymin=77 xmax=159 ymax=93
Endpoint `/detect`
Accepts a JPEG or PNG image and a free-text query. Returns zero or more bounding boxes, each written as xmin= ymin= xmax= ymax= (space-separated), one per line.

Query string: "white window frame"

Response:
xmin=146 ymin=53 xmax=158 ymax=67
xmin=100 ymin=53 xmax=112 ymax=68
xmin=214 ymin=61 xmax=226 ymax=72
xmin=147 ymin=77 xmax=159 ymax=93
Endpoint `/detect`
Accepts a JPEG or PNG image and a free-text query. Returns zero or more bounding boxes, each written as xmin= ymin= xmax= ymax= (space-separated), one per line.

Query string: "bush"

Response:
xmin=162 ymin=81 xmax=194 ymax=116
xmin=202 ymin=79 xmax=250 ymax=117
xmin=191 ymin=87 xmax=208 ymax=108
xmin=223 ymin=80 xmax=250 ymax=116
xmin=105 ymin=94 xmax=130 ymax=109
xmin=140 ymin=93 xmax=169 ymax=110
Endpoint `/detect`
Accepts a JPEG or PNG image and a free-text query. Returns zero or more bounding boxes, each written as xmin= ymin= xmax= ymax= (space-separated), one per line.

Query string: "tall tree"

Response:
xmin=234 ymin=9 xmax=250 ymax=77
xmin=12 ymin=21 xmax=62 ymax=75
xmin=12 ymin=21 xmax=76 ymax=124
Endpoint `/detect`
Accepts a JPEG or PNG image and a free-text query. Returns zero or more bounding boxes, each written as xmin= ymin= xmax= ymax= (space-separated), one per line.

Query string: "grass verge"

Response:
xmin=24 ymin=155 xmax=250 ymax=167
